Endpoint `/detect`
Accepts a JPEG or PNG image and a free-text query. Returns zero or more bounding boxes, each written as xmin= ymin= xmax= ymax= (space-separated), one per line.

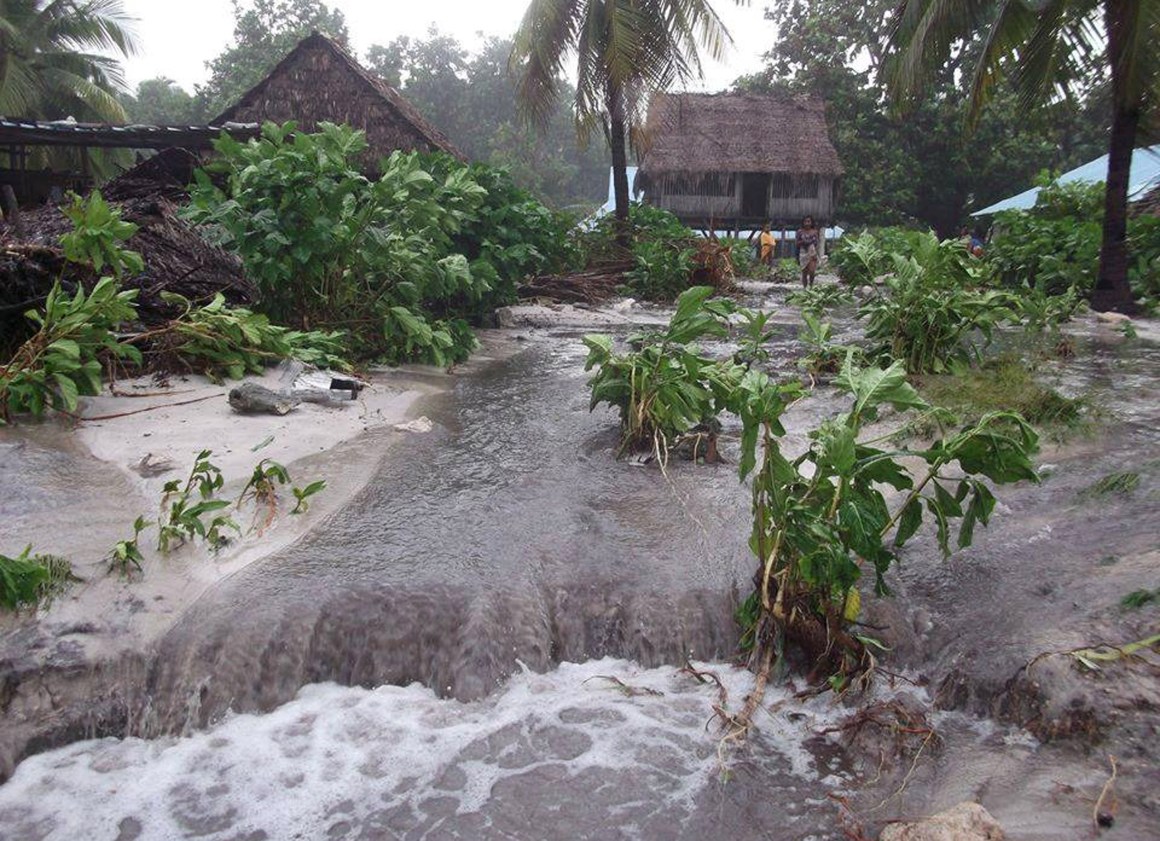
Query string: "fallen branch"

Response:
xmin=69 ymin=393 xmax=221 ymax=422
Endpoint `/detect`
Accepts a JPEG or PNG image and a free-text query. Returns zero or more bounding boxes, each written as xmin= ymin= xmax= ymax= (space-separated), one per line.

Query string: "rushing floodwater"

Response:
xmin=3 ymin=292 xmax=1160 ymax=840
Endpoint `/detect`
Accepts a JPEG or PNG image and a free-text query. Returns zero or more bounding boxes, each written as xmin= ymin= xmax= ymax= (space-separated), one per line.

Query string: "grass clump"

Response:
xmin=1 ymin=547 xmax=78 ymax=610
xmin=914 ymin=357 xmax=1087 ymax=438
xmin=1081 ymin=471 xmax=1141 ymax=499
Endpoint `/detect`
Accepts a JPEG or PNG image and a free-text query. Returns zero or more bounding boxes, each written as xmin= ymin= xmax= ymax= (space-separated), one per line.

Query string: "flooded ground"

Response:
xmin=1 ymin=284 xmax=1158 ymax=839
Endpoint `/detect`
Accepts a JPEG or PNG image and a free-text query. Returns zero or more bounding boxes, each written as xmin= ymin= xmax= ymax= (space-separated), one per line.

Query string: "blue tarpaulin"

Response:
xmin=972 ymin=145 xmax=1160 ymax=216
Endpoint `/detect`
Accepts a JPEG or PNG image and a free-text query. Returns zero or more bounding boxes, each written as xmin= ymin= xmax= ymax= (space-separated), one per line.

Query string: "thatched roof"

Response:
xmin=213 ymin=32 xmax=464 ymax=163
xmin=639 ymin=93 xmax=843 ymax=177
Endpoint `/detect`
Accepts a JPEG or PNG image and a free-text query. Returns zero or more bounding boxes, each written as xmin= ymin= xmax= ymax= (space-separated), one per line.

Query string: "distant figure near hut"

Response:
xmin=796 ymin=216 xmax=820 ymax=288
xmin=637 ymin=92 xmax=843 ymax=243
xmin=759 ymin=223 xmax=776 ymax=267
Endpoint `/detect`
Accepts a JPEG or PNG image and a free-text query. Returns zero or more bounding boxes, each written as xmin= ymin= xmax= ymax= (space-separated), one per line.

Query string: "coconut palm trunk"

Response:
xmin=607 ymin=83 xmax=632 ymax=248
xmin=1092 ymin=0 xmax=1141 ymax=314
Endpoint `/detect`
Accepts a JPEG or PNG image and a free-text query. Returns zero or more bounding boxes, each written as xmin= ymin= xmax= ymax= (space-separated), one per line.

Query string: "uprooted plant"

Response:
xmin=728 ymin=356 xmax=1039 ymax=731
xmin=238 ymin=458 xmax=292 ymax=532
xmin=157 ymin=450 xmax=239 ymax=552
xmin=583 ymin=286 xmax=747 ymax=461
xmin=137 ymin=292 xmax=349 ymax=382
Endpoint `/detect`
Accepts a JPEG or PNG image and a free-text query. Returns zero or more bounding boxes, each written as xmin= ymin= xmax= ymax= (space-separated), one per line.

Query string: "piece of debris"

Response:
xmin=131 ymin=453 xmax=177 ymax=478
xmin=393 ymin=417 xmax=434 ymax=434
xmin=228 ymin=383 xmax=299 ymax=416
xmin=879 ymin=802 xmax=1005 ymax=841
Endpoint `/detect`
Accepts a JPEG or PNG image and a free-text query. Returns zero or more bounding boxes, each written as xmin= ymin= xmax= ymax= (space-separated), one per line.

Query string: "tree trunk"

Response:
xmin=1091 ymin=0 xmax=1139 ymax=314
xmin=607 ymin=84 xmax=632 ymax=250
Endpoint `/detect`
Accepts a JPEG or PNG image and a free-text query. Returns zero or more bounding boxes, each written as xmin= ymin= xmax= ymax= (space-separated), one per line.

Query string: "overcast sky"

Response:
xmin=117 ymin=0 xmax=776 ymax=94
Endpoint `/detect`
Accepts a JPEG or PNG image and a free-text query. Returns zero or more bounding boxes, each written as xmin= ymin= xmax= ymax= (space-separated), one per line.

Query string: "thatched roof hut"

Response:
xmin=638 ymin=93 xmax=843 ymax=230
xmin=213 ymin=32 xmax=464 ymax=166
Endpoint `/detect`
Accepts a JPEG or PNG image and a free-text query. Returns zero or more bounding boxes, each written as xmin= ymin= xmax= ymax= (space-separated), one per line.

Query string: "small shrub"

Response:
xmin=59 ymin=190 xmax=144 ymax=279
xmin=856 ymin=233 xmax=1017 ymax=373
xmin=291 ymin=480 xmax=327 ymax=514
xmin=107 ymin=516 xmax=149 ymax=578
xmin=0 ymin=278 xmax=142 ymax=423
xmin=732 ymin=356 xmax=1039 ymax=680
xmin=1121 ymin=588 xmax=1158 ymax=610
xmin=157 ymin=450 xmax=238 ymax=552
xmin=583 ymin=286 xmax=746 ymax=458
xmin=787 ymin=284 xmax=855 ymax=315
xmin=798 ymin=312 xmax=862 ymax=377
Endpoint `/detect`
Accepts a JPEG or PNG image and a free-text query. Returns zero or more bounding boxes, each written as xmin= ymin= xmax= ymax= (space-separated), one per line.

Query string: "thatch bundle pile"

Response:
xmin=0 ymin=182 xmax=253 ymax=347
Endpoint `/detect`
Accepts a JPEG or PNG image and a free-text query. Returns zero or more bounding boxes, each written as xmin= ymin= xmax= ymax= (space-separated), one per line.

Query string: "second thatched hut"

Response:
xmin=638 ymin=92 xmax=843 ymax=234
xmin=213 ymin=31 xmax=465 ymax=168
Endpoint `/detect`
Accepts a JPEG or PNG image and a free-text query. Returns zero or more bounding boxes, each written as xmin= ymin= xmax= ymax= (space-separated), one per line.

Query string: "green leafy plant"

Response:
xmin=186 ymin=122 xmax=568 ymax=366
xmin=856 ymin=233 xmax=1017 ymax=373
xmin=1121 ymin=588 xmax=1158 ymax=610
xmin=107 ymin=516 xmax=150 ymax=578
xmin=1015 ymin=282 xmax=1084 ymax=336
xmin=291 ymin=480 xmax=327 ymax=514
xmin=59 ymin=190 xmax=145 ymax=279
xmin=1 ymin=546 xmax=77 ymax=610
xmin=786 ymin=284 xmax=855 ymax=314
xmin=157 ymin=450 xmax=238 ymax=552
xmin=583 ymin=286 xmax=746 ymax=459
xmin=829 ymin=227 xmax=934 ymax=287
xmin=731 ymin=356 xmax=1039 ymax=683
xmin=1081 ymin=471 xmax=1141 ymax=499
xmin=239 ymin=458 xmax=292 ymax=531
xmin=798 ymin=312 xmax=862 ymax=378
xmin=0 ymin=278 xmax=142 ymax=423
xmin=146 ymin=292 xmax=349 ymax=381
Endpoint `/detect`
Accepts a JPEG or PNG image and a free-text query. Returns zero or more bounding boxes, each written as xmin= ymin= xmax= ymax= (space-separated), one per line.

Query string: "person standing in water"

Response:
xmin=796 ymin=216 xmax=820 ymax=288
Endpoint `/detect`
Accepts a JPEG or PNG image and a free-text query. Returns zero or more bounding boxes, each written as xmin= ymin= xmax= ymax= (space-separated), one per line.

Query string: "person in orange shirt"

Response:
xmin=758 ymin=223 xmax=776 ymax=268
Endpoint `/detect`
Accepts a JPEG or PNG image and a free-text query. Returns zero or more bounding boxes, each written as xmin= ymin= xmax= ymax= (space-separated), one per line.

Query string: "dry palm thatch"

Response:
xmin=0 ymin=194 xmax=253 ymax=347
xmin=639 ymin=92 xmax=844 ymax=179
xmin=213 ymin=32 xmax=465 ymax=169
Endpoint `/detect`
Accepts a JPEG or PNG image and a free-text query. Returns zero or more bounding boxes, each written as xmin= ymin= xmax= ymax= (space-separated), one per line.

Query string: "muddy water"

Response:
xmin=2 ymin=294 xmax=1159 ymax=840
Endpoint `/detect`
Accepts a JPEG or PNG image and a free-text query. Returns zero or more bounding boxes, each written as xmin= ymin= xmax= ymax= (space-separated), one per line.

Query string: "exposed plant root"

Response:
xmin=1093 ymin=755 xmax=1118 ymax=829
xmin=583 ymin=675 xmax=664 ymax=698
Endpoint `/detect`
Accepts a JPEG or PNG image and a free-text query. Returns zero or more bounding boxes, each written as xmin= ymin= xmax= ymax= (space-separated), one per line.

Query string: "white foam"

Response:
xmin=0 ymin=659 xmax=851 ymax=841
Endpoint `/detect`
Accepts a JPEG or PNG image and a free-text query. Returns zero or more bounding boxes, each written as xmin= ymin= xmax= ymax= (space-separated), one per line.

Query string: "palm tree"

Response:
xmin=0 ymin=0 xmax=137 ymax=121
xmin=510 ymin=0 xmax=739 ymax=244
xmin=889 ymin=0 xmax=1158 ymax=313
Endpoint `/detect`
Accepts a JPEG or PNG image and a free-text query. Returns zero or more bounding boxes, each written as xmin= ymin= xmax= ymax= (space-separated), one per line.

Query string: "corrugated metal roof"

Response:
xmin=973 ymin=145 xmax=1160 ymax=216
xmin=0 ymin=117 xmax=260 ymax=149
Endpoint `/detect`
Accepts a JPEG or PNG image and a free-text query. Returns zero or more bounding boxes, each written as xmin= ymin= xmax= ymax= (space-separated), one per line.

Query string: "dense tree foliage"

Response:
xmin=890 ymin=0 xmax=1158 ymax=311
xmin=122 ymin=77 xmax=199 ymax=125
xmin=194 ymin=0 xmax=349 ymax=118
xmin=366 ymin=31 xmax=607 ymax=208
xmin=736 ymin=0 xmax=1107 ymax=237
